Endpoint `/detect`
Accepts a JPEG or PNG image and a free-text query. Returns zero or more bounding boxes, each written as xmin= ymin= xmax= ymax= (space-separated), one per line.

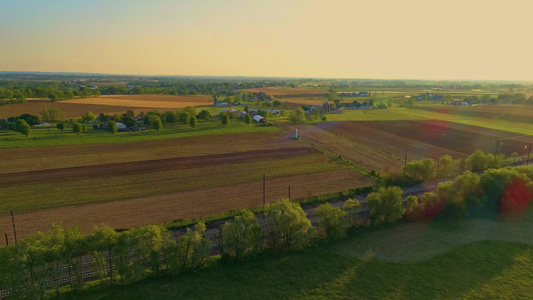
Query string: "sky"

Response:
xmin=1 ymin=0 xmax=532 ymax=81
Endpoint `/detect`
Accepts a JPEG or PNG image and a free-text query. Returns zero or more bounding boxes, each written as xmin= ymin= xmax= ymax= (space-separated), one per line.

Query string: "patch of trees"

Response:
xmin=3 ymin=164 xmax=532 ymax=297
xmin=383 ymin=150 xmax=519 ymax=187
xmin=403 ymin=166 xmax=533 ymax=221
xmin=0 ymin=223 xmax=211 ymax=299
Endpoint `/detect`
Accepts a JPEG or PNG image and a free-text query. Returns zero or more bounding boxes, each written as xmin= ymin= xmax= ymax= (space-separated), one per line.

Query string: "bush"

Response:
xmin=315 ymin=203 xmax=348 ymax=240
xmin=56 ymin=122 xmax=66 ymax=131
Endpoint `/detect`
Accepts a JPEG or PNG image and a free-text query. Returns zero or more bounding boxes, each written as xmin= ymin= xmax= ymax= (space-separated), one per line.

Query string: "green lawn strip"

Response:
xmin=67 ymin=240 xmax=533 ymax=300
xmin=0 ymin=121 xmax=279 ymax=149
xmin=0 ymin=153 xmax=344 ymax=213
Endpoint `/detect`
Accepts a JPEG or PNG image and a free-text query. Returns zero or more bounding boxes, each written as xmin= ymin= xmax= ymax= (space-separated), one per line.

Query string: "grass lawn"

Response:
xmin=0 ymin=119 xmax=278 ymax=148
xmin=71 ymin=222 xmax=533 ymax=299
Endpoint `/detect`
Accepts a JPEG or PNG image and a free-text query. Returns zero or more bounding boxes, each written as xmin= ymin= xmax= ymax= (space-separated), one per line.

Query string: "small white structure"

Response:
xmin=34 ymin=122 xmax=50 ymax=127
xmin=253 ymin=115 xmax=265 ymax=123
xmin=116 ymin=122 xmax=127 ymax=129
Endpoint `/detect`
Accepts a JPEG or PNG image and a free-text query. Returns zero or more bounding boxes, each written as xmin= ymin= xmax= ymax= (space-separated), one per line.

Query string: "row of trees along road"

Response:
xmin=3 ymin=164 xmax=533 ymax=298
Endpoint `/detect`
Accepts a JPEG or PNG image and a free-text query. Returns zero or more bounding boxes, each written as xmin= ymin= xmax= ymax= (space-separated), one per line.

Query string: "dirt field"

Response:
xmin=0 ymin=99 xmax=153 ymax=120
xmin=0 ymin=131 xmax=300 ymax=173
xmin=0 ymin=130 xmax=371 ymax=239
xmin=0 ymin=94 xmax=212 ymax=120
xmin=412 ymin=105 xmax=533 ymax=123
xmin=281 ymin=120 xmax=533 ymax=173
xmin=0 ymin=169 xmax=366 ymax=240
xmin=244 ymin=87 xmax=325 ymax=97
xmin=68 ymin=94 xmax=212 ymax=109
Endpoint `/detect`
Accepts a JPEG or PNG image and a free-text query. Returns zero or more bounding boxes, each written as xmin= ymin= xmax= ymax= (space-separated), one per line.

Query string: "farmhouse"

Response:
xmin=116 ymin=122 xmax=127 ymax=130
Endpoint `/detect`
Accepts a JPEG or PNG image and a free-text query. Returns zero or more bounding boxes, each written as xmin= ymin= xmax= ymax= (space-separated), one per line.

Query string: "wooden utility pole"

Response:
xmin=263 ymin=174 xmax=266 ymax=206
xmin=526 ymin=143 xmax=531 ymax=166
xmin=288 ymin=185 xmax=291 ymax=201
xmin=5 ymin=233 xmax=8 ymax=246
xmin=434 ymin=158 xmax=440 ymax=193
xmin=403 ymin=153 xmax=407 ymax=178
xmin=11 ymin=210 xmax=17 ymax=245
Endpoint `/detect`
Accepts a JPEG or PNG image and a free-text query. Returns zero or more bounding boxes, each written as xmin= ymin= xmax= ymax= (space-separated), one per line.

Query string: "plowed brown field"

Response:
xmin=411 ymin=105 xmax=533 ymax=123
xmin=0 ymin=131 xmax=370 ymax=239
xmin=244 ymin=87 xmax=325 ymax=97
xmin=281 ymin=120 xmax=533 ymax=173
xmin=0 ymin=94 xmax=212 ymax=120
xmin=0 ymin=169 xmax=366 ymax=239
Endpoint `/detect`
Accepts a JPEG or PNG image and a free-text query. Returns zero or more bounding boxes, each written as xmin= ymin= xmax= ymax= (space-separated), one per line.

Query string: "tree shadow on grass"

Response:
xmin=339 ymin=240 xmax=531 ymax=299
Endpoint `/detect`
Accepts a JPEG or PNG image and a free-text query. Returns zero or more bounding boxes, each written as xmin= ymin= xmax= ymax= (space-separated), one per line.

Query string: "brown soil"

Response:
xmin=0 ymin=170 xmax=369 ymax=240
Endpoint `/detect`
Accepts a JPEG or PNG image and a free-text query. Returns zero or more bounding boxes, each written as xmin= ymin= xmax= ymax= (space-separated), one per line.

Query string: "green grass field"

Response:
xmin=0 ymin=119 xmax=278 ymax=148
xmin=71 ymin=213 xmax=533 ymax=299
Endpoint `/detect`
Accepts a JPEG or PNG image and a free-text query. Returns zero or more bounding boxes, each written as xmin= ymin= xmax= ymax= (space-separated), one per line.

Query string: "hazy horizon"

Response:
xmin=1 ymin=0 xmax=532 ymax=81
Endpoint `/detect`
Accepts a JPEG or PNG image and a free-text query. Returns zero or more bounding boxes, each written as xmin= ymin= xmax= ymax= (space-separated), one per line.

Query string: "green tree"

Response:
xmin=113 ymin=113 xmax=122 ymax=122
xmin=244 ymin=113 xmax=252 ymax=125
xmin=437 ymin=171 xmax=486 ymax=218
xmin=367 ymin=186 xmax=403 ymax=225
xmin=150 ymin=115 xmax=163 ymax=131
xmin=81 ymin=111 xmax=96 ymax=123
xmin=198 ymin=109 xmax=212 ymax=120
xmin=89 ymin=225 xmax=119 ymax=286
xmin=265 ymin=200 xmax=315 ymax=251
xmin=19 ymin=113 xmax=40 ymax=126
xmin=108 ymin=120 xmax=118 ymax=134
xmin=221 ymin=112 xmax=230 ymax=126
xmin=273 ymin=100 xmax=282 ymax=108
xmin=403 ymin=195 xmax=420 ymax=221
xmin=20 ymin=123 xmax=31 ymax=137
xmin=72 ymin=122 xmax=83 ymax=135
xmin=289 ymin=108 xmax=305 ymax=124
xmin=121 ymin=115 xmax=136 ymax=128
xmin=56 ymin=122 xmax=66 ymax=131
xmin=40 ymin=107 xmax=65 ymax=121
xmin=62 ymin=226 xmax=88 ymax=293
xmin=403 ymin=158 xmax=435 ymax=183
xmin=222 ymin=210 xmax=263 ymax=260
xmin=189 ymin=116 xmax=198 ymax=128
xmin=13 ymin=118 xmax=28 ymax=132
xmin=179 ymin=112 xmax=190 ymax=124
xmin=171 ymin=222 xmax=211 ymax=272
xmin=315 ymin=203 xmax=348 ymax=240
xmin=437 ymin=154 xmax=454 ymax=177
xmin=182 ymin=106 xmax=197 ymax=118
xmin=164 ymin=110 xmax=177 ymax=123
xmin=343 ymin=198 xmax=361 ymax=227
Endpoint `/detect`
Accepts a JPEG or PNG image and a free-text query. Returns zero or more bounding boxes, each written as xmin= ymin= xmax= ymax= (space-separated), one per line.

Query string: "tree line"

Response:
xmin=2 ymin=163 xmax=533 ymax=298
xmin=382 ymin=150 xmax=521 ymax=187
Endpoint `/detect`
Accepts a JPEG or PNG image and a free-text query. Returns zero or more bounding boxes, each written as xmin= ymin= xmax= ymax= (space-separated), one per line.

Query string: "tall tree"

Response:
xmin=367 ymin=186 xmax=403 ymax=225
xmin=265 ymin=200 xmax=315 ymax=250
xmin=72 ymin=122 xmax=83 ymax=135
xmin=222 ymin=210 xmax=262 ymax=260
